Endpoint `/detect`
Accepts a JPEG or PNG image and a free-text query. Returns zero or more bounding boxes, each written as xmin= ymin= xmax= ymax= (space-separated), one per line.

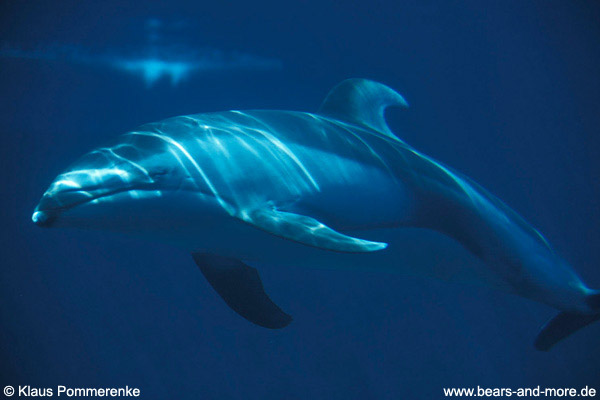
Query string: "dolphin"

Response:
xmin=32 ymin=78 xmax=599 ymax=350
xmin=0 ymin=43 xmax=282 ymax=88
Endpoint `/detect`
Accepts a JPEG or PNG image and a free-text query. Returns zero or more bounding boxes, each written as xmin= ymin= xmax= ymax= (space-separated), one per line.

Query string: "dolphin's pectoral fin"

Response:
xmin=192 ymin=253 xmax=292 ymax=329
xmin=240 ymin=208 xmax=388 ymax=253
xmin=534 ymin=311 xmax=600 ymax=351
xmin=318 ymin=78 xmax=408 ymax=141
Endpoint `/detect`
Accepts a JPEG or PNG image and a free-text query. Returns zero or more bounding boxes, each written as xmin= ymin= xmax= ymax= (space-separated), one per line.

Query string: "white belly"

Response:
xmin=56 ymin=188 xmax=502 ymax=291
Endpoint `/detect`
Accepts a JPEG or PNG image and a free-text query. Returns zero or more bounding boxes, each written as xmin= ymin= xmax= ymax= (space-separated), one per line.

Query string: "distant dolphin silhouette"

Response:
xmin=0 ymin=43 xmax=282 ymax=87
xmin=32 ymin=79 xmax=599 ymax=350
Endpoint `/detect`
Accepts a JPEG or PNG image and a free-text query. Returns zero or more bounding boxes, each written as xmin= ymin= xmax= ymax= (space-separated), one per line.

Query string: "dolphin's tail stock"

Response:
xmin=534 ymin=291 xmax=600 ymax=351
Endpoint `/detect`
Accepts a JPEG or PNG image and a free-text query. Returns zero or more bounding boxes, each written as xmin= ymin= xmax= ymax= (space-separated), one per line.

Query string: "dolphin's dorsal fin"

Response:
xmin=318 ymin=78 xmax=408 ymax=141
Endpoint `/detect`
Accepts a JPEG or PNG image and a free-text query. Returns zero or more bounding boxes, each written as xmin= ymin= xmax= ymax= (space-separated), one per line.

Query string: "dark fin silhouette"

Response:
xmin=318 ymin=78 xmax=408 ymax=141
xmin=535 ymin=293 xmax=600 ymax=351
xmin=192 ymin=253 xmax=292 ymax=329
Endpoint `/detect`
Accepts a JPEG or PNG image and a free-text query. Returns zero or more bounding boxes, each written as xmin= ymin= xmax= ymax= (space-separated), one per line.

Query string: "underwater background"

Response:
xmin=1 ymin=1 xmax=599 ymax=398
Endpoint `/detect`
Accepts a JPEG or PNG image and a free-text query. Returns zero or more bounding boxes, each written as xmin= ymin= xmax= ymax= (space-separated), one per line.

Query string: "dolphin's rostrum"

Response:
xmin=33 ymin=79 xmax=600 ymax=349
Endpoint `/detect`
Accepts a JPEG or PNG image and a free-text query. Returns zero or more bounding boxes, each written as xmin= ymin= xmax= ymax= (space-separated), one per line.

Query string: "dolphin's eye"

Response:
xmin=151 ymin=168 xmax=169 ymax=177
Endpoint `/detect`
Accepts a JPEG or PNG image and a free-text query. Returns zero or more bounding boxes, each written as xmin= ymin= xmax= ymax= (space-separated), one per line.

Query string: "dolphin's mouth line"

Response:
xmin=32 ymin=186 xmax=167 ymax=227
xmin=37 ymin=186 xmax=154 ymax=214
xmin=36 ymin=184 xmax=221 ymax=214
xmin=32 ymin=186 xmax=155 ymax=227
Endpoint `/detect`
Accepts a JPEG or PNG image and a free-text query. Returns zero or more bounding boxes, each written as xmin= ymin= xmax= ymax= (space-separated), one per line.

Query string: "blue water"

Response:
xmin=1 ymin=1 xmax=599 ymax=398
